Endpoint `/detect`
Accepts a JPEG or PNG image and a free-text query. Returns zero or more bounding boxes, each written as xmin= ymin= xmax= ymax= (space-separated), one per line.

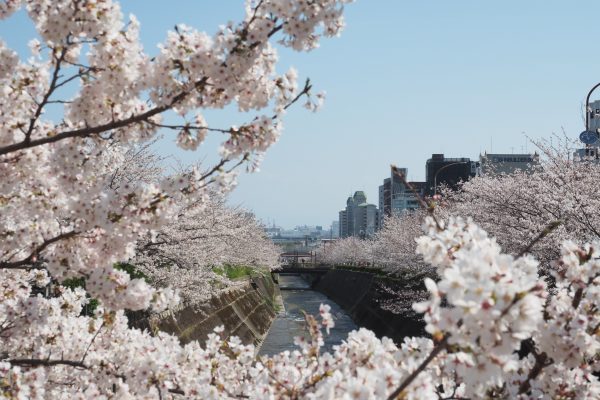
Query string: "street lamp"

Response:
xmin=433 ymin=161 xmax=470 ymax=196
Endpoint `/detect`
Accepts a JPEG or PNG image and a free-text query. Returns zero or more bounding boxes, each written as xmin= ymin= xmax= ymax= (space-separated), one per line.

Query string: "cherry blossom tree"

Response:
xmin=321 ymin=211 xmax=432 ymax=276
xmin=1 ymin=1 xmax=598 ymax=398
xmin=0 ymin=0 xmax=349 ymax=308
xmin=0 ymin=0 xmax=355 ymax=396
xmin=7 ymin=215 xmax=599 ymax=398
xmin=319 ymin=235 xmax=373 ymax=266
xmin=443 ymin=139 xmax=600 ymax=269
xmin=134 ymin=195 xmax=280 ymax=304
xmin=370 ymin=211 xmax=432 ymax=275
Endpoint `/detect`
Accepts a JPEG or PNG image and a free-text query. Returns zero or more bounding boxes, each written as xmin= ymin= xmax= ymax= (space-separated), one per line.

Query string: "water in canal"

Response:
xmin=258 ymin=274 xmax=357 ymax=356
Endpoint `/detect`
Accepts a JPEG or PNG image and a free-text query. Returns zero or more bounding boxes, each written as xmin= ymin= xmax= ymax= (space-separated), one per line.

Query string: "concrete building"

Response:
xmin=339 ymin=191 xmax=379 ymax=238
xmin=572 ymin=100 xmax=600 ymax=162
xmin=330 ymin=221 xmax=340 ymax=239
xmin=573 ymin=147 xmax=600 ymax=162
xmin=425 ymin=154 xmax=479 ymax=196
xmin=479 ymin=152 xmax=539 ymax=175
xmin=588 ymin=100 xmax=600 ymax=134
xmin=378 ymin=178 xmax=391 ymax=227
xmin=263 ymin=226 xmax=281 ymax=238
xmin=377 ymin=167 xmax=425 ymax=228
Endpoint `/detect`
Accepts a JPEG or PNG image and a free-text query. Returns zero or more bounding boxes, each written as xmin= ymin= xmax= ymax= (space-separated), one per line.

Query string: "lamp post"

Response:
xmin=433 ymin=161 xmax=470 ymax=196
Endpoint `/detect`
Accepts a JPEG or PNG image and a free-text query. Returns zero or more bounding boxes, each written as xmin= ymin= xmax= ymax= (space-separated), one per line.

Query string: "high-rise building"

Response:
xmin=330 ymin=221 xmax=339 ymax=239
xmin=377 ymin=167 xmax=425 ymax=228
xmin=378 ymin=178 xmax=391 ymax=227
xmin=339 ymin=209 xmax=348 ymax=237
xmin=479 ymin=152 xmax=539 ymax=175
xmin=425 ymin=154 xmax=479 ymax=196
xmin=338 ymin=191 xmax=379 ymax=238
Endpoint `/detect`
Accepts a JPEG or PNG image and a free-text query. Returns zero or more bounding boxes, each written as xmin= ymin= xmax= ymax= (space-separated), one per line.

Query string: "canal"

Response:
xmin=258 ymin=274 xmax=357 ymax=356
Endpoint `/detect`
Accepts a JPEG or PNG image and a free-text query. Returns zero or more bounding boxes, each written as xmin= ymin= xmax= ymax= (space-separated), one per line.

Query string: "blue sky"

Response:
xmin=2 ymin=1 xmax=600 ymax=228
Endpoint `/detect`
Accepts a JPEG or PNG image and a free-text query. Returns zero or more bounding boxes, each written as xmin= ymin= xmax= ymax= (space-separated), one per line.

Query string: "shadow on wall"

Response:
xmin=313 ymin=269 xmax=428 ymax=342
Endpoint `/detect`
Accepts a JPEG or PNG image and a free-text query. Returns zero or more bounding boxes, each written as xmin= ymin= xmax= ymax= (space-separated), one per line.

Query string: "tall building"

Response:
xmin=573 ymin=147 xmax=600 ymax=162
xmin=378 ymin=178 xmax=391 ymax=227
xmin=377 ymin=167 xmax=425 ymax=228
xmin=338 ymin=191 xmax=379 ymax=238
xmin=330 ymin=221 xmax=339 ymax=239
xmin=425 ymin=154 xmax=479 ymax=196
xmin=588 ymin=100 xmax=600 ymax=134
xmin=479 ymin=152 xmax=539 ymax=175
xmin=339 ymin=209 xmax=348 ymax=237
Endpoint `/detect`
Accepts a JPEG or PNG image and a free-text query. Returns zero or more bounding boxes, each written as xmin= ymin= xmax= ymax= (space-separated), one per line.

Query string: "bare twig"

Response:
xmin=24 ymin=47 xmax=68 ymax=143
xmin=80 ymin=322 xmax=105 ymax=365
xmin=283 ymin=78 xmax=312 ymax=111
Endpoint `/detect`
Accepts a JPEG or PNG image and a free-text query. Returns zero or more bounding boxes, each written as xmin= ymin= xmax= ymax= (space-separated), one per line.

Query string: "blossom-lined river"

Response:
xmin=258 ymin=274 xmax=357 ymax=356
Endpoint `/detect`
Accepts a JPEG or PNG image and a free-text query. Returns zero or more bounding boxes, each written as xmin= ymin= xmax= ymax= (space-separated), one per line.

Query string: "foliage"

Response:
xmin=213 ymin=264 xmax=260 ymax=280
xmin=114 ymin=262 xmax=148 ymax=282
xmin=318 ymin=235 xmax=374 ymax=266
xmin=321 ymin=211 xmax=433 ymax=277
xmin=133 ymin=195 xmax=280 ymax=303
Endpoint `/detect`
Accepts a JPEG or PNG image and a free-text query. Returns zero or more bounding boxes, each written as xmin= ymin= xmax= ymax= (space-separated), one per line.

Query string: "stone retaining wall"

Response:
xmin=133 ymin=274 xmax=277 ymax=347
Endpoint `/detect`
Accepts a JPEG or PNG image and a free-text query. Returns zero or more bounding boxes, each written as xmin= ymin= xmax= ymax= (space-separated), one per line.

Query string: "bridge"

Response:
xmin=279 ymin=251 xmax=314 ymax=265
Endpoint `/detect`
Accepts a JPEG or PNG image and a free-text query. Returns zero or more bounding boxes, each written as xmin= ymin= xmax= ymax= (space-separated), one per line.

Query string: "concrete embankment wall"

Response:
xmin=133 ymin=274 xmax=277 ymax=347
xmin=311 ymin=270 xmax=427 ymax=343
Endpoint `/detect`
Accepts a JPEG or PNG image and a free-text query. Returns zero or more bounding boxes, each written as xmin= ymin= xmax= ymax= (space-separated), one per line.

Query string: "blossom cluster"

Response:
xmin=443 ymin=138 xmax=600 ymax=270
xmin=4 ymin=217 xmax=598 ymax=398
xmin=319 ymin=211 xmax=431 ymax=276
xmin=133 ymin=194 xmax=280 ymax=305
xmin=0 ymin=269 xmax=440 ymax=399
xmin=0 ymin=0 xmax=351 ymax=312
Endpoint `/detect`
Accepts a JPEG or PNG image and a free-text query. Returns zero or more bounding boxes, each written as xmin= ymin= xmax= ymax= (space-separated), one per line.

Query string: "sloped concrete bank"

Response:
xmin=310 ymin=269 xmax=428 ymax=343
xmin=131 ymin=274 xmax=278 ymax=347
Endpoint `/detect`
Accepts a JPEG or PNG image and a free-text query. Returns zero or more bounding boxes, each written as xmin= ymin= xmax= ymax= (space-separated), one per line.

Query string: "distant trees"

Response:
xmin=319 ymin=236 xmax=372 ymax=266
xmin=443 ymin=140 xmax=600 ymax=270
xmin=134 ymin=195 xmax=279 ymax=304
xmin=320 ymin=211 xmax=430 ymax=277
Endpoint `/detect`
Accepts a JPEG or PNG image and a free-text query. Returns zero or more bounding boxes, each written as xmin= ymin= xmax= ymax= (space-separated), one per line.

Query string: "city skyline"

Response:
xmin=2 ymin=1 xmax=600 ymax=227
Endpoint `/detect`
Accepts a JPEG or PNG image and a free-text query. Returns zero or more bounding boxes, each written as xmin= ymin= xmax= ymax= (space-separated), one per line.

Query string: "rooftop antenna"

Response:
xmin=490 ymin=136 xmax=493 ymax=153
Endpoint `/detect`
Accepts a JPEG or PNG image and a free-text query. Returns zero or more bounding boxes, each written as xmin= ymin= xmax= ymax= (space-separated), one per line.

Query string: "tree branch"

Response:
xmin=0 ymin=231 xmax=78 ymax=270
xmin=516 ymin=220 xmax=561 ymax=258
xmin=24 ymin=47 xmax=68 ymax=143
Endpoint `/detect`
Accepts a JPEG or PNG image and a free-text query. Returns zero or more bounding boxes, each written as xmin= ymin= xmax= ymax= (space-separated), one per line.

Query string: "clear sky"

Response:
xmin=2 ymin=1 xmax=600 ymax=229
